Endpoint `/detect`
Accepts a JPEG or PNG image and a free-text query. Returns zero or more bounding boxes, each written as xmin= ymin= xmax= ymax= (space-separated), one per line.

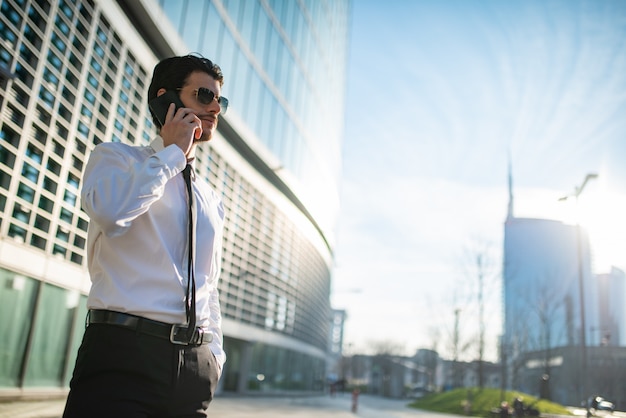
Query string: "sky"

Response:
xmin=331 ymin=0 xmax=626 ymax=361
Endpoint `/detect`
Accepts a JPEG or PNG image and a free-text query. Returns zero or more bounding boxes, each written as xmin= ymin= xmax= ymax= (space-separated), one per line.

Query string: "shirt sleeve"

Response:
xmin=81 ymin=142 xmax=186 ymax=237
xmin=208 ymin=202 xmax=227 ymax=374
xmin=208 ymin=285 xmax=227 ymax=375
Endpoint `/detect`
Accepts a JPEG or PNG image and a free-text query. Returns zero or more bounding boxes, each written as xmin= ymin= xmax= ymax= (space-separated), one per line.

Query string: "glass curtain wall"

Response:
xmin=0 ymin=0 xmax=350 ymax=395
xmin=158 ymin=0 xmax=349 ymax=241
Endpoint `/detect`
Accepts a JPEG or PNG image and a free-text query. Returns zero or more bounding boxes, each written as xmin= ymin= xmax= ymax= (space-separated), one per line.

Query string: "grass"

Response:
xmin=408 ymin=387 xmax=572 ymax=417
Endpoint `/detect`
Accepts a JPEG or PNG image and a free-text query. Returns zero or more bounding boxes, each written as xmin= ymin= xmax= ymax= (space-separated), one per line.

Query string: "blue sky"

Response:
xmin=332 ymin=0 xmax=626 ymax=360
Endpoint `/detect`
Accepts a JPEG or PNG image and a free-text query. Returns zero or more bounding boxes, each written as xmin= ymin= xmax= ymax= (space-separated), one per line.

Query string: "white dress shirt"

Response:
xmin=81 ymin=137 xmax=226 ymax=369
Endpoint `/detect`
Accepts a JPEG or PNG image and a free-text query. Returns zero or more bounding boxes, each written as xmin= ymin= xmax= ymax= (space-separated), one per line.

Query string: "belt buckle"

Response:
xmin=169 ymin=324 xmax=190 ymax=345
xmin=195 ymin=327 xmax=204 ymax=345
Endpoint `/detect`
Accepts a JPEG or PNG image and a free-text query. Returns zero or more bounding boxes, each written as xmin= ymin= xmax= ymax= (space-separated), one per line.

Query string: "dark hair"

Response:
xmin=147 ymin=54 xmax=224 ymax=126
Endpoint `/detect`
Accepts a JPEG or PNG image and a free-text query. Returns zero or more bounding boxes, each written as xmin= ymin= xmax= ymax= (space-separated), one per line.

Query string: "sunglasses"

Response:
xmin=177 ymin=87 xmax=229 ymax=114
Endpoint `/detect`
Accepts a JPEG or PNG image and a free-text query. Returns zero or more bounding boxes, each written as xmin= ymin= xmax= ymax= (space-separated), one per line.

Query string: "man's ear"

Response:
xmin=156 ymin=88 xmax=166 ymax=97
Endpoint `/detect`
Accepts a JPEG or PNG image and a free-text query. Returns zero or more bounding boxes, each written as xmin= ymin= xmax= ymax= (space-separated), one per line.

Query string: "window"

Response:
xmin=8 ymin=224 xmax=27 ymax=241
xmin=52 ymin=244 xmax=66 ymax=257
xmin=55 ymin=15 xmax=70 ymax=35
xmin=107 ymin=57 xmax=117 ymax=74
xmin=0 ymin=272 xmax=38 ymax=385
xmin=77 ymin=121 xmax=89 ymax=139
xmin=53 ymin=140 xmax=65 ymax=158
xmin=38 ymin=195 xmax=54 ymax=213
xmin=23 ymin=25 xmax=42 ymax=49
xmin=34 ymin=214 xmax=50 ymax=232
xmin=54 ymin=122 xmax=69 ymax=140
xmin=39 ymin=86 xmax=55 ymax=108
xmin=28 ymin=4 xmax=47 ymax=31
xmin=32 ymin=126 xmax=47 ymax=144
xmin=0 ymin=20 xmax=17 ymax=49
xmin=56 ymin=227 xmax=70 ymax=242
xmin=0 ymin=145 xmax=16 ymax=168
xmin=94 ymin=43 xmax=104 ymax=58
xmin=70 ymin=253 xmax=83 ymax=265
xmin=14 ymin=62 xmax=34 ymax=88
xmin=87 ymin=73 xmax=98 ymax=88
xmin=65 ymin=69 xmax=78 ymax=88
xmin=1 ymin=125 xmax=20 ymax=147
xmin=26 ymin=144 xmax=43 ymax=164
xmin=21 ymin=163 xmax=39 ymax=183
xmin=22 ymin=283 xmax=76 ymax=386
xmin=31 ymin=233 xmax=47 ymax=250
xmin=84 ymin=90 xmax=95 ymax=105
xmin=46 ymin=158 xmax=61 ymax=175
xmin=59 ymin=207 xmax=73 ymax=224
xmin=50 ymin=31 xmax=67 ymax=53
xmin=59 ymin=0 xmax=73 ymax=19
xmin=68 ymin=52 xmax=83 ymax=72
xmin=36 ymin=105 xmax=51 ymax=125
xmin=97 ymin=26 xmax=107 ymax=44
xmin=42 ymin=177 xmax=57 ymax=194
xmin=61 ymin=86 xmax=76 ymax=105
xmin=0 ymin=170 xmax=11 ymax=190
xmin=63 ymin=190 xmax=77 ymax=206
xmin=77 ymin=217 xmax=88 ymax=232
xmin=1 ymin=2 xmax=22 ymax=26
xmin=46 ymin=50 xmax=62 ymax=71
xmin=12 ymin=204 xmax=31 ymax=224
xmin=90 ymin=58 xmax=102 ymax=73
xmin=17 ymin=183 xmax=35 ymax=203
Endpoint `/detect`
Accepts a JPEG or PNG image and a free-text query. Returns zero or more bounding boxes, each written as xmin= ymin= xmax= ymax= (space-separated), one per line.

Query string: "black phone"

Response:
xmin=148 ymin=91 xmax=185 ymax=127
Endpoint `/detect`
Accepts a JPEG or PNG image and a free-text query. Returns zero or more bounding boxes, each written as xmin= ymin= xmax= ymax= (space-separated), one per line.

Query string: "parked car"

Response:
xmin=587 ymin=396 xmax=615 ymax=416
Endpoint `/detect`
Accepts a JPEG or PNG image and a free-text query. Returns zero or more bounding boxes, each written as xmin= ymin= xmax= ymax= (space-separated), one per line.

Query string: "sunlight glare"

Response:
xmin=516 ymin=184 xmax=626 ymax=274
xmin=575 ymin=186 xmax=626 ymax=273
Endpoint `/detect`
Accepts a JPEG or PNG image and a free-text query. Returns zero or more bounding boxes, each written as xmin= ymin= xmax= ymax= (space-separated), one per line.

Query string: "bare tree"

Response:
xmin=369 ymin=339 xmax=405 ymax=356
xmin=518 ymin=277 xmax=567 ymax=400
xmin=459 ymin=239 xmax=500 ymax=388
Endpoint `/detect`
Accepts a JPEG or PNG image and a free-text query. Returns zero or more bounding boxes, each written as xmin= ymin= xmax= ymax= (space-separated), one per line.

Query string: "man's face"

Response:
xmin=177 ymin=71 xmax=223 ymax=142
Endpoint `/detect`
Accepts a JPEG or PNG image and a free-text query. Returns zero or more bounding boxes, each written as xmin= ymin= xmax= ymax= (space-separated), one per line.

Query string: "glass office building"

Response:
xmin=503 ymin=217 xmax=597 ymax=351
xmin=0 ymin=0 xmax=350 ymax=396
xmin=501 ymin=176 xmax=601 ymax=401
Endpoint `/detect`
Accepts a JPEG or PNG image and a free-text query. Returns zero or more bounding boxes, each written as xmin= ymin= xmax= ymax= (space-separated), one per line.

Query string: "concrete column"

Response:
xmin=237 ymin=341 xmax=254 ymax=394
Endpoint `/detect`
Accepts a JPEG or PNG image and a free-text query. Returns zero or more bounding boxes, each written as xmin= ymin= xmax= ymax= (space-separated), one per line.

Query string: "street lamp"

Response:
xmin=559 ymin=173 xmax=597 ymax=409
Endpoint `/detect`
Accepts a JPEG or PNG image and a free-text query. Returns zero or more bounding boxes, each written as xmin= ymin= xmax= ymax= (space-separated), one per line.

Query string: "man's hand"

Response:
xmin=160 ymin=103 xmax=203 ymax=157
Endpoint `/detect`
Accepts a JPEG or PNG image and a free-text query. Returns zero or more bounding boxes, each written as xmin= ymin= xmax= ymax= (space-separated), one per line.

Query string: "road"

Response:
xmin=0 ymin=394 xmax=464 ymax=418
xmin=2 ymin=393 xmax=625 ymax=418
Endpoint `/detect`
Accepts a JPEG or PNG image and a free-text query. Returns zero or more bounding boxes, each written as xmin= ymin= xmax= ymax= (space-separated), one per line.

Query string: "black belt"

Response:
xmin=87 ymin=309 xmax=212 ymax=346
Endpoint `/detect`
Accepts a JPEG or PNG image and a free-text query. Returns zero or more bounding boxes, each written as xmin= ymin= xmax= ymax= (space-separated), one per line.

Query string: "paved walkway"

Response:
xmin=0 ymin=394 xmax=465 ymax=418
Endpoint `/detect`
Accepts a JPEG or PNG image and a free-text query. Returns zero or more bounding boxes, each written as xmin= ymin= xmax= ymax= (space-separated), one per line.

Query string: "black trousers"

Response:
xmin=63 ymin=323 xmax=219 ymax=418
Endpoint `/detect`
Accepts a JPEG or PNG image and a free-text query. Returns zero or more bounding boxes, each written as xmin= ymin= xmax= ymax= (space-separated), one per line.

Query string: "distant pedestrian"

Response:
xmin=500 ymin=401 xmax=511 ymax=418
xmin=513 ymin=397 xmax=524 ymax=417
xmin=352 ymin=388 xmax=360 ymax=413
xmin=63 ymin=54 xmax=228 ymax=417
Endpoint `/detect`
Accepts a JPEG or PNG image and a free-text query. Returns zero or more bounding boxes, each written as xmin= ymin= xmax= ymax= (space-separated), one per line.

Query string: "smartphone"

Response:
xmin=148 ymin=90 xmax=185 ymax=127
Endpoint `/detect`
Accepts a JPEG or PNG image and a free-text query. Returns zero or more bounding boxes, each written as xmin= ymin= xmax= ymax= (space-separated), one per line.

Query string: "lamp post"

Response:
xmin=559 ymin=173 xmax=597 ymax=409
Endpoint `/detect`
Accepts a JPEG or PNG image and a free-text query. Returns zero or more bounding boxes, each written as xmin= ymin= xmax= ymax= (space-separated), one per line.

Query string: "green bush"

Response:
xmin=409 ymin=387 xmax=572 ymax=417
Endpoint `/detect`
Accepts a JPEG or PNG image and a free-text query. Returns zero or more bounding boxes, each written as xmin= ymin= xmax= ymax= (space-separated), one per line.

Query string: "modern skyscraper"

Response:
xmin=502 ymin=170 xmax=600 ymax=400
xmin=503 ymin=217 xmax=597 ymax=349
xmin=0 ymin=0 xmax=350 ymax=396
xmin=596 ymin=266 xmax=625 ymax=347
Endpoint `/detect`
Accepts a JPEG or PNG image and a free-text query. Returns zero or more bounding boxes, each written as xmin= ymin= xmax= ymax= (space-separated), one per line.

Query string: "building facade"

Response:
xmin=516 ymin=345 xmax=626 ymax=409
xmin=0 ymin=0 xmax=350 ymax=397
xmin=596 ymin=267 xmax=625 ymax=347
xmin=503 ymin=216 xmax=597 ymax=354
xmin=502 ymin=174 xmax=626 ymax=406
